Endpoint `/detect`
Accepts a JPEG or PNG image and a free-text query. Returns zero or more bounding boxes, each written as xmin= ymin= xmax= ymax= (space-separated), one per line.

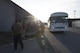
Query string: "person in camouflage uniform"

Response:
xmin=12 ymin=20 xmax=24 ymax=50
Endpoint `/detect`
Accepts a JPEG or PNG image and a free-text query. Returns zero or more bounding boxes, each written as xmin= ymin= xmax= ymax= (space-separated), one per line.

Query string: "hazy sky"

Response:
xmin=12 ymin=0 xmax=80 ymax=22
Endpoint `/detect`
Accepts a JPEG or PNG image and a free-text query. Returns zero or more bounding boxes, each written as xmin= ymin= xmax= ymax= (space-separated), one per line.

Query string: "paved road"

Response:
xmin=44 ymin=26 xmax=80 ymax=53
xmin=0 ymin=38 xmax=43 ymax=53
xmin=1 ymin=26 xmax=80 ymax=53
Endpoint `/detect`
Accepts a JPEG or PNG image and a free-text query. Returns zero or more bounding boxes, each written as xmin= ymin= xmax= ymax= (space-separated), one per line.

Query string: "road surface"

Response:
xmin=44 ymin=26 xmax=80 ymax=53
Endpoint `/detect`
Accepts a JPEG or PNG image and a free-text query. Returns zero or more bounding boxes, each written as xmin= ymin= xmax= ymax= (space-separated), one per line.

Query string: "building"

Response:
xmin=68 ymin=18 xmax=80 ymax=27
xmin=0 ymin=0 xmax=34 ymax=32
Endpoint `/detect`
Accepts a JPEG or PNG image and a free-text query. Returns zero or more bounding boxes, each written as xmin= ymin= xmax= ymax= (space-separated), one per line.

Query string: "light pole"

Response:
xmin=74 ymin=10 xmax=76 ymax=18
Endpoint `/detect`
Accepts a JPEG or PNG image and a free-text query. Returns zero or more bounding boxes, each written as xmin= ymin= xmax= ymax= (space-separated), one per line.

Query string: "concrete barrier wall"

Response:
xmin=72 ymin=21 xmax=80 ymax=28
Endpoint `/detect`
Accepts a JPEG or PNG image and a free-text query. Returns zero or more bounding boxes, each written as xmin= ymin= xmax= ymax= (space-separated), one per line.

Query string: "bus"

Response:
xmin=48 ymin=12 xmax=68 ymax=32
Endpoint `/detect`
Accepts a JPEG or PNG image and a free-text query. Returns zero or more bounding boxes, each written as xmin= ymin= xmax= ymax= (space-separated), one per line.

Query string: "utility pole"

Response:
xmin=74 ymin=10 xmax=76 ymax=18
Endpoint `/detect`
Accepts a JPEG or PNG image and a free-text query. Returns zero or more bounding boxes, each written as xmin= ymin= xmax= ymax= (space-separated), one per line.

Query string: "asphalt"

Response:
xmin=0 ymin=31 xmax=55 ymax=53
xmin=0 ymin=38 xmax=44 ymax=53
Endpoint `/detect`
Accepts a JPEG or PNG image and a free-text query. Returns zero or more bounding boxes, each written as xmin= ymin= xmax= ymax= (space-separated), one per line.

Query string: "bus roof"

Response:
xmin=51 ymin=12 xmax=68 ymax=17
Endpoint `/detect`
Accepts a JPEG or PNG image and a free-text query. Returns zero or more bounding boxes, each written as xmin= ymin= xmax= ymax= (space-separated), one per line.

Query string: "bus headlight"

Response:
xmin=53 ymin=27 xmax=54 ymax=29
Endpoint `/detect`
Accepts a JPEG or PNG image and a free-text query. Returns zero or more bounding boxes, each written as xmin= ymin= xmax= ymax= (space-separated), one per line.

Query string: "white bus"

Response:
xmin=48 ymin=12 xmax=68 ymax=32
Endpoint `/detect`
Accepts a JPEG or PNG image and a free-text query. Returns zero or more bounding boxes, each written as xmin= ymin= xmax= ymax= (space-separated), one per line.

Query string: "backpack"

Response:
xmin=22 ymin=23 xmax=26 ymax=30
xmin=12 ymin=23 xmax=22 ymax=34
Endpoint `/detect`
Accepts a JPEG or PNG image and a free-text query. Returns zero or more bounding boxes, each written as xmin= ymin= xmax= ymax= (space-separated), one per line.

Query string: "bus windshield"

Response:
xmin=51 ymin=17 xmax=68 ymax=23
